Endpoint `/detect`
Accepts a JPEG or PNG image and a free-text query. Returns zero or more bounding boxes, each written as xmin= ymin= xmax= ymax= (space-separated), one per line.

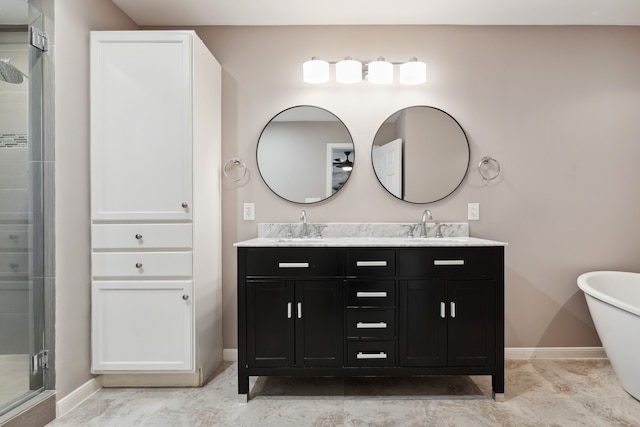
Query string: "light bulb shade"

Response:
xmin=367 ymin=59 xmax=393 ymax=84
xmin=336 ymin=58 xmax=362 ymax=84
xmin=303 ymin=58 xmax=329 ymax=84
xmin=400 ymin=59 xmax=426 ymax=85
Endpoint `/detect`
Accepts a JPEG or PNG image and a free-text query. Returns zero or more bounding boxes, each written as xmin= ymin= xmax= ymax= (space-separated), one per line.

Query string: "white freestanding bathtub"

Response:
xmin=577 ymin=271 xmax=640 ymax=401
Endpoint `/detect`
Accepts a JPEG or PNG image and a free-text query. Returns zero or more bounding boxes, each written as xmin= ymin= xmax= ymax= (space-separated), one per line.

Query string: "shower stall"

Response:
xmin=0 ymin=0 xmax=50 ymax=418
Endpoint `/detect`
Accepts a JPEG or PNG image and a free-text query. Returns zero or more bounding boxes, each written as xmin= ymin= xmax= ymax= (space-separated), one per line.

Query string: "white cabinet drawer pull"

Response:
xmin=278 ymin=262 xmax=309 ymax=268
xmin=287 ymin=302 xmax=292 ymax=319
xmin=356 ymin=291 xmax=387 ymax=298
xmin=297 ymin=302 xmax=302 ymax=319
xmin=434 ymin=260 xmax=465 ymax=266
xmin=440 ymin=302 xmax=446 ymax=319
xmin=450 ymin=302 xmax=456 ymax=318
xmin=356 ymin=260 xmax=387 ymax=267
xmin=357 ymin=352 xmax=387 ymax=360
xmin=356 ymin=322 xmax=387 ymax=329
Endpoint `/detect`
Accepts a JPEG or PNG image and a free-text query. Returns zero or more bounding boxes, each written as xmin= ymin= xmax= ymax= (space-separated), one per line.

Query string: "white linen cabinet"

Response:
xmin=90 ymin=31 xmax=222 ymax=386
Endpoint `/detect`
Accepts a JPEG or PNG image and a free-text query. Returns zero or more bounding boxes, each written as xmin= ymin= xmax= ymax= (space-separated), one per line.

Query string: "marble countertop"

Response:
xmin=234 ymin=236 xmax=507 ymax=247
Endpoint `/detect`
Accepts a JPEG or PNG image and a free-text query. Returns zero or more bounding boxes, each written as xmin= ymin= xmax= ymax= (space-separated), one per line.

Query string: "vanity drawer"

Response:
xmin=346 ymin=309 xmax=395 ymax=338
xmin=92 ymin=252 xmax=192 ymax=278
xmin=347 ymin=340 xmax=396 ymax=367
xmin=346 ymin=280 xmax=395 ymax=308
xmin=347 ymin=249 xmax=395 ymax=277
xmin=398 ymin=247 xmax=501 ymax=278
xmin=92 ymin=224 xmax=192 ymax=250
xmin=244 ymin=248 xmax=344 ymax=277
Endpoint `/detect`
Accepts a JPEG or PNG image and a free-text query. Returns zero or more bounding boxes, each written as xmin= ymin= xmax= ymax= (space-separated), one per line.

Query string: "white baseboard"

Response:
xmin=56 ymin=376 xmax=103 ymax=418
xmin=223 ymin=348 xmax=238 ymax=362
xmin=505 ymin=347 xmax=607 ymax=359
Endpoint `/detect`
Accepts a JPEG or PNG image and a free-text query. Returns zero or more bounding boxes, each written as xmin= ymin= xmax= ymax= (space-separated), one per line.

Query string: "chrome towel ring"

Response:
xmin=223 ymin=157 xmax=247 ymax=182
xmin=478 ymin=156 xmax=501 ymax=182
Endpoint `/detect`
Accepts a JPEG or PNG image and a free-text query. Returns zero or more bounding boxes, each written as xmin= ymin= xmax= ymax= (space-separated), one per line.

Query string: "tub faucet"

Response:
xmin=420 ymin=209 xmax=432 ymax=238
xmin=300 ymin=209 xmax=308 ymax=238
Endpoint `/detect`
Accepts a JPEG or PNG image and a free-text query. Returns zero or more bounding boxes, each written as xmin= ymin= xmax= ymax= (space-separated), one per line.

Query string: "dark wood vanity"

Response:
xmin=237 ymin=244 xmax=504 ymax=399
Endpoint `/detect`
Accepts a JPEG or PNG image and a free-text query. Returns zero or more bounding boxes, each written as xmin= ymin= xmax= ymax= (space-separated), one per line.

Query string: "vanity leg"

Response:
xmin=492 ymin=373 xmax=504 ymax=401
xmin=238 ymin=374 xmax=249 ymax=395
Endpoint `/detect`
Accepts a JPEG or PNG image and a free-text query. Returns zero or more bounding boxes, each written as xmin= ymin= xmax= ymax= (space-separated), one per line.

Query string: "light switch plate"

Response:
xmin=243 ymin=203 xmax=255 ymax=221
xmin=468 ymin=203 xmax=480 ymax=221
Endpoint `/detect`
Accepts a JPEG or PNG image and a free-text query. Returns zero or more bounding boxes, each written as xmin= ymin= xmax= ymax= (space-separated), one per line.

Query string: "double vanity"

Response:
xmin=236 ymin=223 xmax=506 ymax=401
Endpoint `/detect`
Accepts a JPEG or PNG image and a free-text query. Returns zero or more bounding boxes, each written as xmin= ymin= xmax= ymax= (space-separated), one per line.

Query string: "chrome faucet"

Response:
xmin=420 ymin=209 xmax=432 ymax=238
xmin=300 ymin=209 xmax=308 ymax=238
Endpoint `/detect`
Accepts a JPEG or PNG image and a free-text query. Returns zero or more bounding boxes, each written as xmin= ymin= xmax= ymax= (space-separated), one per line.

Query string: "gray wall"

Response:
xmin=54 ymin=0 xmax=136 ymax=399
xmin=192 ymin=25 xmax=640 ymax=350
xmin=53 ymin=6 xmax=640 ymax=399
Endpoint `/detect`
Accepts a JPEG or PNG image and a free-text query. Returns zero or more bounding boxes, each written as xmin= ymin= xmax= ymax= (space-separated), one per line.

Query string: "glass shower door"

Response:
xmin=0 ymin=0 xmax=46 ymax=416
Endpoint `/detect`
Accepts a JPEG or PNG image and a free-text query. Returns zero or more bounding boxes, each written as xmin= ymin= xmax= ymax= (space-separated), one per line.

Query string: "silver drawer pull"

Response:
xmin=278 ymin=262 xmax=309 ymax=268
xmin=356 ymin=260 xmax=387 ymax=267
xmin=135 ymin=234 xmax=143 ymax=240
xmin=357 ymin=352 xmax=387 ymax=360
xmin=356 ymin=291 xmax=387 ymax=298
xmin=287 ymin=302 xmax=292 ymax=319
xmin=297 ymin=302 xmax=302 ymax=319
xmin=434 ymin=260 xmax=465 ymax=266
xmin=450 ymin=301 xmax=456 ymax=318
xmin=440 ymin=302 xmax=446 ymax=319
xmin=357 ymin=322 xmax=387 ymax=329
xmin=135 ymin=263 xmax=143 ymax=268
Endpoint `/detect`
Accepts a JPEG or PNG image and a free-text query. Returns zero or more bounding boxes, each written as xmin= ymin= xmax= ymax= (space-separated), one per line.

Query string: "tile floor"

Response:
xmin=0 ymin=354 xmax=29 ymax=409
xmin=47 ymin=359 xmax=640 ymax=426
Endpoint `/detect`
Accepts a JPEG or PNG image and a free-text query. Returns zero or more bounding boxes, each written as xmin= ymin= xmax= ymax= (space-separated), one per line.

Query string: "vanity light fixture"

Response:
xmin=335 ymin=57 xmax=362 ymax=84
xmin=367 ymin=57 xmax=394 ymax=85
xmin=302 ymin=56 xmax=426 ymax=85
xmin=399 ymin=57 xmax=427 ymax=85
xmin=302 ymin=56 xmax=330 ymax=84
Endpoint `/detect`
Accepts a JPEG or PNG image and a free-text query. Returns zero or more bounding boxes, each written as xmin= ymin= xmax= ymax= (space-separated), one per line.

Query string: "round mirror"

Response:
xmin=372 ymin=106 xmax=470 ymax=204
xmin=257 ymin=106 xmax=355 ymax=204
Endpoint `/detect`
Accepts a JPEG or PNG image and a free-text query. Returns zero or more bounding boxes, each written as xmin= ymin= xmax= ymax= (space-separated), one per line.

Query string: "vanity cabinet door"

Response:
xmin=246 ymin=280 xmax=295 ymax=368
xmin=446 ymin=279 xmax=496 ymax=367
xmin=398 ymin=279 xmax=447 ymax=367
xmin=295 ymin=280 xmax=343 ymax=367
xmin=245 ymin=279 xmax=343 ymax=368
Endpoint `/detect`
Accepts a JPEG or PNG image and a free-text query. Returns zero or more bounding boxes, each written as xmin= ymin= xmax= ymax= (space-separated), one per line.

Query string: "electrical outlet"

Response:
xmin=468 ymin=203 xmax=480 ymax=221
xmin=243 ymin=203 xmax=255 ymax=221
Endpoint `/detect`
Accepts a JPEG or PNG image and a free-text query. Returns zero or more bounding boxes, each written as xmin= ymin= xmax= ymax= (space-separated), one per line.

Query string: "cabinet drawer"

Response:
xmin=0 ymin=226 xmax=28 ymax=250
xmin=347 ymin=340 xmax=396 ymax=367
xmin=398 ymin=247 xmax=501 ymax=278
xmin=346 ymin=280 xmax=395 ymax=307
xmin=92 ymin=252 xmax=192 ymax=278
xmin=0 ymin=253 xmax=29 ymax=275
xmin=347 ymin=250 xmax=395 ymax=277
xmin=244 ymin=248 xmax=343 ymax=277
xmin=347 ymin=310 xmax=395 ymax=338
xmin=92 ymin=224 xmax=192 ymax=250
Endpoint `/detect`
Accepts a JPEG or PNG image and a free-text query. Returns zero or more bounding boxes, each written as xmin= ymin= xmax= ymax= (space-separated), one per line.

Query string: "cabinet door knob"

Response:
xmin=135 ymin=263 xmax=143 ymax=268
xmin=181 ymin=202 xmax=189 ymax=208
xmin=135 ymin=234 xmax=143 ymax=240
xmin=182 ymin=294 xmax=189 ymax=300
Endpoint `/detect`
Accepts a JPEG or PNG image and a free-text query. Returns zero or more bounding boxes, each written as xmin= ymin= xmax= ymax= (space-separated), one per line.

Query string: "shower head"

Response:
xmin=0 ymin=59 xmax=26 ymax=84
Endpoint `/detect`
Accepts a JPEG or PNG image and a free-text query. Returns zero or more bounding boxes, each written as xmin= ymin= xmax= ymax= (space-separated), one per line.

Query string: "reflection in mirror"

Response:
xmin=372 ymin=106 xmax=470 ymax=204
xmin=257 ymin=106 xmax=354 ymax=204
